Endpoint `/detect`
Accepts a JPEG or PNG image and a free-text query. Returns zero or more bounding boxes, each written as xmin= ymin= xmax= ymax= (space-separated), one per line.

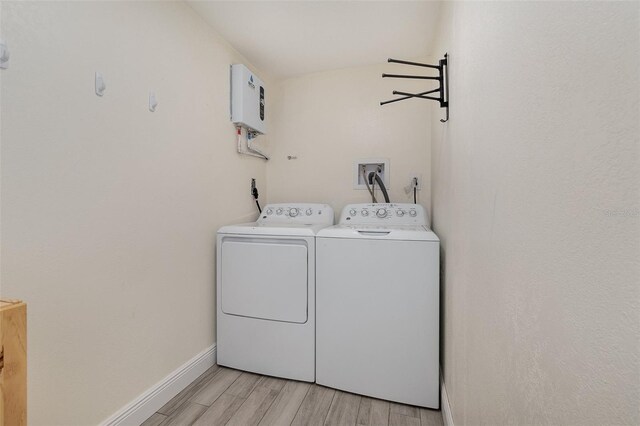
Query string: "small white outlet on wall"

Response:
xmin=407 ymin=172 xmax=423 ymax=190
xmin=353 ymin=158 xmax=390 ymax=190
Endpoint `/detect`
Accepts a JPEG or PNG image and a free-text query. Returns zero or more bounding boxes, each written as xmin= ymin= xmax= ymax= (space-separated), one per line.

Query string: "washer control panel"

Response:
xmin=340 ymin=203 xmax=427 ymax=226
xmin=258 ymin=203 xmax=334 ymax=226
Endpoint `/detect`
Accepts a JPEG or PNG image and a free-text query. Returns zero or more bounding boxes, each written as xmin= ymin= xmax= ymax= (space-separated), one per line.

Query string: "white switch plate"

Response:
xmin=353 ymin=158 xmax=390 ymax=190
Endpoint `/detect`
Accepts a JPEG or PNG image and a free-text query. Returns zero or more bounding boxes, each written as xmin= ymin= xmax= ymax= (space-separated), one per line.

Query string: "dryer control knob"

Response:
xmin=396 ymin=209 xmax=405 ymax=217
xmin=289 ymin=208 xmax=299 ymax=217
xmin=276 ymin=208 xmax=283 ymax=215
xmin=266 ymin=208 xmax=273 ymax=215
xmin=409 ymin=210 xmax=417 ymax=217
xmin=306 ymin=208 xmax=313 ymax=216
xmin=376 ymin=208 xmax=387 ymax=218
xmin=349 ymin=209 xmax=357 ymax=216
xmin=361 ymin=209 xmax=369 ymax=216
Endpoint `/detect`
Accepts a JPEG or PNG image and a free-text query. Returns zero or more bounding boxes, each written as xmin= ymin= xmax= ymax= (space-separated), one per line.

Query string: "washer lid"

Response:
xmin=316 ymin=224 xmax=439 ymax=242
xmin=218 ymin=222 xmax=328 ymax=237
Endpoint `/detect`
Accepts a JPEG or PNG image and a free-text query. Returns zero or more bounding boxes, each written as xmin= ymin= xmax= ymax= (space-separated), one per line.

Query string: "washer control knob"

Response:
xmin=349 ymin=209 xmax=357 ymax=216
xmin=266 ymin=208 xmax=273 ymax=215
xmin=361 ymin=209 xmax=369 ymax=216
xmin=306 ymin=208 xmax=313 ymax=216
xmin=409 ymin=209 xmax=417 ymax=217
xmin=276 ymin=208 xmax=283 ymax=215
xmin=396 ymin=209 xmax=405 ymax=217
xmin=289 ymin=208 xmax=299 ymax=217
xmin=376 ymin=208 xmax=387 ymax=218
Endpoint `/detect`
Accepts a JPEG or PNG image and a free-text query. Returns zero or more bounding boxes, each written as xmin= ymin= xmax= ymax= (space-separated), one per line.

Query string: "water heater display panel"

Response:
xmin=231 ymin=64 xmax=266 ymax=134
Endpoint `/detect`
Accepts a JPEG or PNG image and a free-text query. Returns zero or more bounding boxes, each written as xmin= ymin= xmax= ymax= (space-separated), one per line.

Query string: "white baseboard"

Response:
xmin=441 ymin=370 xmax=454 ymax=426
xmin=100 ymin=343 xmax=217 ymax=426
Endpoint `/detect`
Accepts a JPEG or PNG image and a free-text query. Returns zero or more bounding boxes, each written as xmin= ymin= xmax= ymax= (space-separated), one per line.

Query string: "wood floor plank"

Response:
xmin=324 ymin=390 xmax=361 ymax=426
xmin=357 ymin=397 xmax=390 ymax=426
xmin=192 ymin=393 xmax=246 ymax=426
xmin=419 ymin=408 xmax=444 ymax=426
xmin=190 ymin=367 xmax=242 ymax=406
xmin=140 ymin=413 xmax=167 ymax=426
xmin=390 ymin=402 xmax=420 ymax=418
xmin=291 ymin=385 xmax=336 ymax=426
xmin=142 ymin=366 xmax=433 ymax=426
xmin=389 ymin=413 xmax=420 ymax=426
xmin=226 ymin=372 xmax=262 ymax=397
xmin=159 ymin=402 xmax=207 ymax=426
xmin=258 ymin=381 xmax=311 ymax=426
xmin=157 ymin=365 xmax=220 ymax=415
xmin=226 ymin=385 xmax=280 ymax=426
xmin=357 ymin=398 xmax=372 ymax=425
xmin=257 ymin=375 xmax=287 ymax=392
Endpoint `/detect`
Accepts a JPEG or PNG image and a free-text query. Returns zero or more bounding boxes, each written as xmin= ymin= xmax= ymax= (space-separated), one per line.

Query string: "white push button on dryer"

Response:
xmin=306 ymin=208 xmax=313 ymax=216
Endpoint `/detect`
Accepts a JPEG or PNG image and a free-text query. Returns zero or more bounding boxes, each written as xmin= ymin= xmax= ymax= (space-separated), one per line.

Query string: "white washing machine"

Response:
xmin=316 ymin=203 xmax=440 ymax=408
xmin=216 ymin=203 xmax=334 ymax=382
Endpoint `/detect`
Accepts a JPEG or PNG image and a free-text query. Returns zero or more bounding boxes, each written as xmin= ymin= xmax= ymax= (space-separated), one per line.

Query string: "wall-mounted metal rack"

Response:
xmin=380 ymin=53 xmax=449 ymax=123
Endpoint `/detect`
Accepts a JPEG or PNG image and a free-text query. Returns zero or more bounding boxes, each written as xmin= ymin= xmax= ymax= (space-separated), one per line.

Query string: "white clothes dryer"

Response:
xmin=217 ymin=203 xmax=334 ymax=382
xmin=316 ymin=203 xmax=440 ymax=407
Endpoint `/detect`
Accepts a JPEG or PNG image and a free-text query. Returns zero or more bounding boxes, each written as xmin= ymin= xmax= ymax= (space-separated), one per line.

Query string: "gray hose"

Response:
xmin=362 ymin=167 xmax=377 ymax=203
xmin=368 ymin=172 xmax=390 ymax=203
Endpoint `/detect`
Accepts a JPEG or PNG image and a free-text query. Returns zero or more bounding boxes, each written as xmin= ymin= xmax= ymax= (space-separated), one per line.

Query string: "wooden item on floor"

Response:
xmin=0 ymin=299 xmax=27 ymax=426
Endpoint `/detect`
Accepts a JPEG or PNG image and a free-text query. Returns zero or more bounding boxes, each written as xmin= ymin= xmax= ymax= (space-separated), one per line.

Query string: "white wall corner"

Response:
xmin=441 ymin=369 xmax=454 ymax=426
xmin=100 ymin=344 xmax=217 ymax=426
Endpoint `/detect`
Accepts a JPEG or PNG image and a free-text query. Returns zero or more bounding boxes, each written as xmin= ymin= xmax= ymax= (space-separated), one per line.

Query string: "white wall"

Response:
xmin=267 ymin=62 xmax=432 ymax=219
xmin=0 ymin=2 xmax=271 ymax=424
xmin=431 ymin=2 xmax=640 ymax=425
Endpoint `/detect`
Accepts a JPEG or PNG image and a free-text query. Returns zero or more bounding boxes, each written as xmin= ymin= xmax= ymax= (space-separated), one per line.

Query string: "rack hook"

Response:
xmin=381 ymin=53 xmax=449 ymax=123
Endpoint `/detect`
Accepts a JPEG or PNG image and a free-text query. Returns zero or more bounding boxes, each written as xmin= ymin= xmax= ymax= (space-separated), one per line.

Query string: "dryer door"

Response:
xmin=220 ymin=236 xmax=308 ymax=323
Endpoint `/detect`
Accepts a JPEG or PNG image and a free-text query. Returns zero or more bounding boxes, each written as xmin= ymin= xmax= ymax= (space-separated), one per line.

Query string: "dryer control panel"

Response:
xmin=339 ymin=203 xmax=428 ymax=226
xmin=259 ymin=203 xmax=334 ymax=226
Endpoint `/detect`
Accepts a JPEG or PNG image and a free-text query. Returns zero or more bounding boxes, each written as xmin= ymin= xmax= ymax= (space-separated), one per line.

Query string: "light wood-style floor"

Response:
xmin=141 ymin=365 xmax=444 ymax=426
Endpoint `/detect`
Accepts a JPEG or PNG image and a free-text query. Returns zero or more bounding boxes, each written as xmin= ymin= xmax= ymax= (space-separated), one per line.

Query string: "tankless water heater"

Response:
xmin=230 ymin=64 xmax=266 ymax=134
